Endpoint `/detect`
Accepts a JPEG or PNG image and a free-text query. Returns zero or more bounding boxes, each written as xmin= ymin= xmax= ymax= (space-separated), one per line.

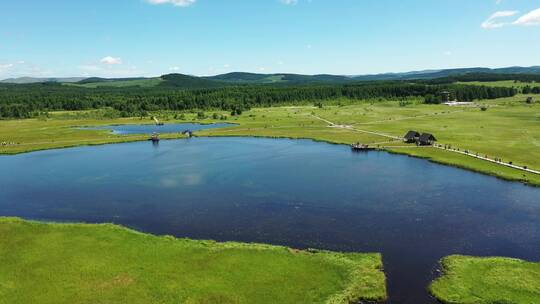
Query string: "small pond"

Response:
xmin=80 ymin=122 xmax=233 ymax=135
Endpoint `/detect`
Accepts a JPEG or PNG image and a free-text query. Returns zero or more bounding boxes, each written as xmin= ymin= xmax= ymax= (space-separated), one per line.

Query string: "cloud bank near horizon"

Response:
xmin=145 ymin=0 xmax=301 ymax=8
xmin=146 ymin=0 xmax=196 ymax=7
xmin=482 ymin=7 xmax=540 ymax=29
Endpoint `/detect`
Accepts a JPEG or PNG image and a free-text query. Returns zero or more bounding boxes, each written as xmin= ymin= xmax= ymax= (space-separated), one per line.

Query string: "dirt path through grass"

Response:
xmin=311 ymin=115 xmax=401 ymax=140
xmin=311 ymin=113 xmax=540 ymax=176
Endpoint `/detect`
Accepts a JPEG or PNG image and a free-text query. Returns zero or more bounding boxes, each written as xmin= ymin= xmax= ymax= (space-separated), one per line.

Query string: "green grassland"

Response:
xmin=199 ymin=96 xmax=540 ymax=185
xmin=430 ymin=255 xmax=540 ymax=304
xmin=0 ymin=217 xmax=386 ymax=304
xmin=0 ymin=115 xmax=189 ymax=154
xmin=457 ymin=80 xmax=539 ymax=88
xmin=1 ymin=95 xmax=539 ymax=184
xmin=262 ymin=75 xmax=287 ymax=83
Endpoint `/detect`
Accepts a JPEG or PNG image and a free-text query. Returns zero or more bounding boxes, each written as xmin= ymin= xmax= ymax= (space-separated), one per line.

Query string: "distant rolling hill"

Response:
xmin=351 ymin=66 xmax=540 ymax=81
xmin=205 ymin=72 xmax=351 ymax=84
xmin=66 ymin=74 xmax=227 ymax=89
xmin=0 ymin=77 xmax=87 ymax=84
xmin=3 ymin=66 xmax=540 ymax=87
xmin=204 ymin=72 xmax=281 ymax=83
xmin=68 ymin=77 xmax=164 ymax=88
xmin=76 ymin=77 xmax=148 ymax=84
xmin=160 ymin=73 xmax=227 ymax=88
xmin=205 ymin=67 xmax=540 ymax=83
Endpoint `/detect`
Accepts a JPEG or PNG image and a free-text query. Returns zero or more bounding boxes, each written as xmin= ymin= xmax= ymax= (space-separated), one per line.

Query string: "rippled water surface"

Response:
xmin=1 ymin=137 xmax=539 ymax=303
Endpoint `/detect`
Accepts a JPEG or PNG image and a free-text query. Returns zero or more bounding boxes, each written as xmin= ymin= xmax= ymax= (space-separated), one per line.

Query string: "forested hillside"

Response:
xmin=0 ymin=79 xmax=517 ymax=118
xmin=418 ymin=73 xmax=540 ymax=84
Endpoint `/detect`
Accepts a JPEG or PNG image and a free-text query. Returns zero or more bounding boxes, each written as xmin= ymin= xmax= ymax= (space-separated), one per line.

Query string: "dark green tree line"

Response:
xmin=0 ymin=81 xmax=516 ymax=118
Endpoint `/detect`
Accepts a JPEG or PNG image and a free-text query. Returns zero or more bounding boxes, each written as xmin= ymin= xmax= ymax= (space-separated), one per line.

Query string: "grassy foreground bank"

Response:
xmin=0 ymin=217 xmax=386 ymax=304
xmin=430 ymin=255 xmax=540 ymax=304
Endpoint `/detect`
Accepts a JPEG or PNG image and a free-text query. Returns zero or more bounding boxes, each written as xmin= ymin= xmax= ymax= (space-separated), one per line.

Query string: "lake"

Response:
xmin=80 ymin=122 xmax=233 ymax=135
xmin=1 ymin=136 xmax=539 ymax=303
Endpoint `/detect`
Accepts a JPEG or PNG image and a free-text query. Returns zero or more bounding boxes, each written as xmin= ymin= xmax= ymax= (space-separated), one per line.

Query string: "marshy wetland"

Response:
xmin=3 ymin=0 xmax=540 ymax=301
xmin=1 ymin=135 xmax=539 ymax=303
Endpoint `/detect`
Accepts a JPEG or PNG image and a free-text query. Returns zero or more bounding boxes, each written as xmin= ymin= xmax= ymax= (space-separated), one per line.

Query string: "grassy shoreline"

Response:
xmin=4 ymin=123 xmax=537 ymax=186
xmin=430 ymin=255 xmax=540 ymax=304
xmin=0 ymin=217 xmax=387 ymax=304
xmin=2 ymin=130 xmax=539 ymax=186
xmin=384 ymin=147 xmax=540 ymax=186
xmin=1 ymin=97 xmax=539 ymax=185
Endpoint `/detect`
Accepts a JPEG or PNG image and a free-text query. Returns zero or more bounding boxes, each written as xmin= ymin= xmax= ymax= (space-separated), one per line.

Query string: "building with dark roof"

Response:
xmin=417 ymin=133 xmax=437 ymax=146
xmin=403 ymin=131 xmax=420 ymax=143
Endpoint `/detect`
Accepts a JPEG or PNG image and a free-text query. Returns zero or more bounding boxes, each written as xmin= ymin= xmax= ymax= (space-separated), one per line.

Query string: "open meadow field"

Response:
xmin=458 ymin=80 xmax=539 ymax=88
xmin=430 ymin=255 xmax=540 ymax=304
xmin=0 ymin=116 xmax=188 ymax=154
xmin=0 ymin=217 xmax=386 ymax=304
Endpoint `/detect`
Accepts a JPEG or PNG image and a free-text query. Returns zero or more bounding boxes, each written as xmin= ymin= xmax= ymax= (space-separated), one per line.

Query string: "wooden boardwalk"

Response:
xmin=433 ymin=145 xmax=540 ymax=175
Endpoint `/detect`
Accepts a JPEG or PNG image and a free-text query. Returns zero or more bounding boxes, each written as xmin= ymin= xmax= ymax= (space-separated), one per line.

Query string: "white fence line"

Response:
xmin=433 ymin=145 xmax=540 ymax=175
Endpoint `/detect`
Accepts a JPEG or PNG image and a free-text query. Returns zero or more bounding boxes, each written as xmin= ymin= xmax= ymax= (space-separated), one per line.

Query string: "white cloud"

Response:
xmin=0 ymin=63 xmax=14 ymax=70
xmin=481 ymin=10 xmax=519 ymax=29
xmin=443 ymin=51 xmax=452 ymax=56
xmin=513 ymin=7 xmax=540 ymax=26
xmin=0 ymin=63 xmax=54 ymax=78
xmin=280 ymin=0 xmax=298 ymax=5
xmin=0 ymin=63 xmax=14 ymax=75
xmin=100 ymin=56 xmax=122 ymax=65
xmin=169 ymin=66 xmax=181 ymax=71
xmin=146 ymin=0 xmax=196 ymax=7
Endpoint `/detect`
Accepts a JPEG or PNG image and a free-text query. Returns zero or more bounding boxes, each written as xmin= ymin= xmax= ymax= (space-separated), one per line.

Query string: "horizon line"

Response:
xmin=2 ymin=64 xmax=540 ymax=81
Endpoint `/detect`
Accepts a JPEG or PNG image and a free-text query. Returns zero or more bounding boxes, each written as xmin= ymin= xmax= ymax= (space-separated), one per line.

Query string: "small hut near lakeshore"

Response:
xmin=403 ymin=131 xmax=420 ymax=143
xmin=417 ymin=133 xmax=437 ymax=146
xmin=149 ymin=132 xmax=160 ymax=142
xmin=182 ymin=130 xmax=194 ymax=137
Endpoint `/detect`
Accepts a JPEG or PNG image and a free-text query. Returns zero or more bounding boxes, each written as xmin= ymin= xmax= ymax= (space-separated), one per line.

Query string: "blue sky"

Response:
xmin=0 ymin=0 xmax=539 ymax=78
